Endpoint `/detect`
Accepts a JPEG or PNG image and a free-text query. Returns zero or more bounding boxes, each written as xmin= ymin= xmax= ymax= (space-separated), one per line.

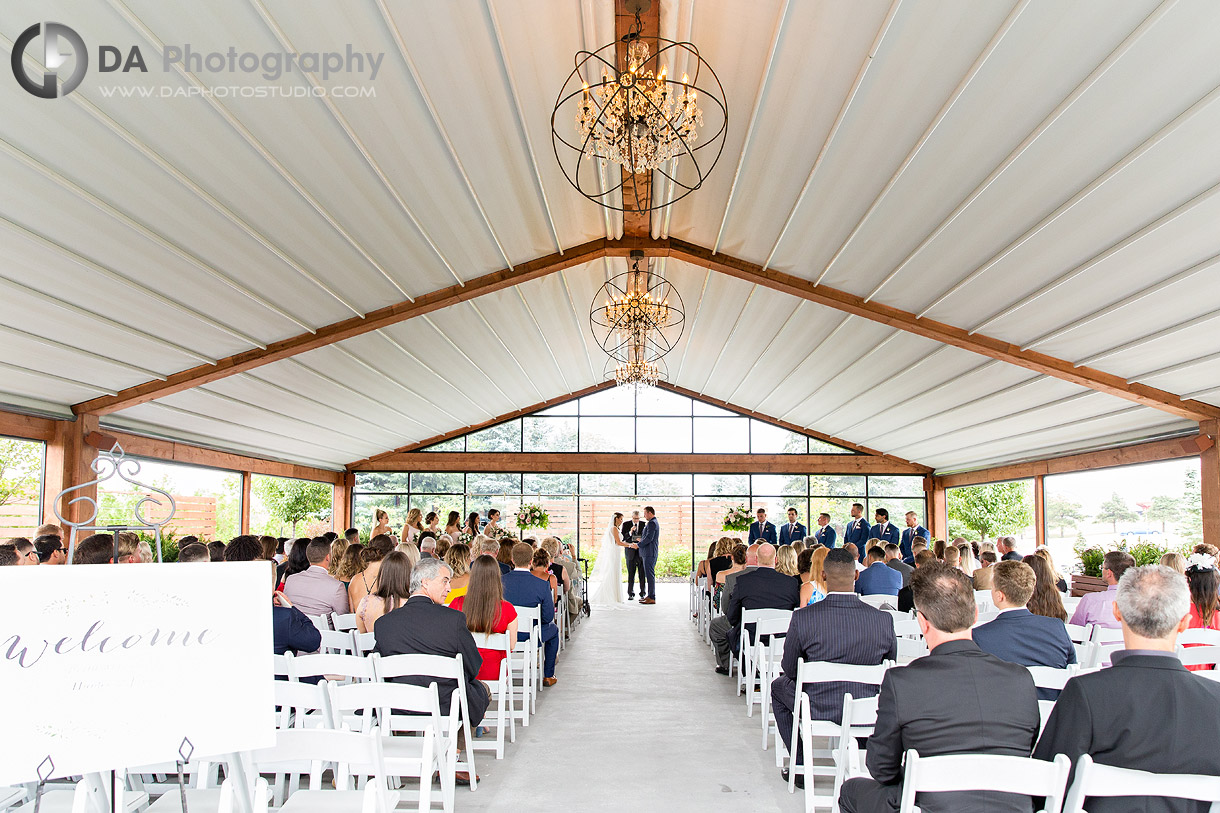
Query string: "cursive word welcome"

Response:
xmin=2 ymin=621 xmax=218 ymax=669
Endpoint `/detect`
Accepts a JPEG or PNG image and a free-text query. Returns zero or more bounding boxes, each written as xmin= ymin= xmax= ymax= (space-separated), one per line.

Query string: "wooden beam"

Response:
xmin=72 ymin=239 xmax=611 ymax=416
xmin=0 ymin=408 xmax=57 ymax=442
xmin=928 ymin=476 xmax=948 ymax=541
xmin=615 ymin=0 xmax=660 ymax=238
xmin=42 ymin=414 xmax=98 ymax=529
xmin=1033 ymin=474 xmax=1046 ymax=551
xmin=239 ymin=472 xmax=252 ymax=535
xmin=657 ymin=382 xmax=931 ymax=470
xmin=89 ymin=429 xmax=340 ymax=483
xmin=1202 ymin=420 xmax=1219 ymax=551
xmin=334 ymin=471 xmax=355 ymax=532
xmin=668 ymin=239 xmax=1220 ymax=423
xmin=351 ymin=451 xmax=929 ymax=475
xmin=936 ymin=433 xmax=1208 ymax=489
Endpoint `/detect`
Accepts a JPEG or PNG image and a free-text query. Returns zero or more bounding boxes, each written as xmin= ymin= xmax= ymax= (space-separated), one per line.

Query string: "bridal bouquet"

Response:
xmin=457 ymin=532 xmax=475 ymax=544
xmin=516 ymin=503 xmax=550 ymax=531
xmin=485 ymin=524 xmax=514 ymax=541
xmin=722 ymin=504 xmax=751 ymax=532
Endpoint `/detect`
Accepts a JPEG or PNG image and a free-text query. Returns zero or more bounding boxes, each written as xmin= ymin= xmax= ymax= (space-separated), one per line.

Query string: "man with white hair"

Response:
xmin=419 ymin=536 xmax=437 ymax=559
xmin=997 ymin=535 xmax=1022 ymax=562
xmin=1035 ymin=565 xmax=1220 ymax=811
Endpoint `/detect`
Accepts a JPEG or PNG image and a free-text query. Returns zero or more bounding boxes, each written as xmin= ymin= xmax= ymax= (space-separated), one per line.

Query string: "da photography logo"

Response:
xmin=11 ymin=22 xmax=88 ymax=99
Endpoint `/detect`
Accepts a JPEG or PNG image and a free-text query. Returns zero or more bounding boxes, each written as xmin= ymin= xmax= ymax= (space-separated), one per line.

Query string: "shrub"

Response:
xmin=1074 ymin=542 xmax=1105 ymax=577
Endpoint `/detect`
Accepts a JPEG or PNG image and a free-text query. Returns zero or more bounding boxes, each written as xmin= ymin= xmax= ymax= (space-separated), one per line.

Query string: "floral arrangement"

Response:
xmin=1187 ymin=552 xmax=1217 ymax=572
xmin=485 ymin=524 xmax=514 ymax=541
xmin=457 ymin=532 xmax=475 ymax=545
xmin=722 ymin=504 xmax=751 ymax=532
xmin=516 ymin=503 xmax=550 ymax=531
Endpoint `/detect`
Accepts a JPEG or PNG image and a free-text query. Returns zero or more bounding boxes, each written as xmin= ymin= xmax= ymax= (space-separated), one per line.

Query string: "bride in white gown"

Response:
xmin=588 ymin=512 xmax=633 ymax=606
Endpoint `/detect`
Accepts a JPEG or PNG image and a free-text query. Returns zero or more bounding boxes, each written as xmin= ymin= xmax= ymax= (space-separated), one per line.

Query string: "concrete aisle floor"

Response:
xmin=456 ymin=582 xmax=803 ymax=812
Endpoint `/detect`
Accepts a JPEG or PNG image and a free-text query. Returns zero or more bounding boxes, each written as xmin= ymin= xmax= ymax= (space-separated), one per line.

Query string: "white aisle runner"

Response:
xmin=460 ymin=582 xmax=803 ymax=812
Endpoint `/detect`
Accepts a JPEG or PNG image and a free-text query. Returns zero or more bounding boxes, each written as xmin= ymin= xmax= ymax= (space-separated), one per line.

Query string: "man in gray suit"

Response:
xmin=638 ymin=506 xmax=660 ymax=604
xmin=283 ymin=538 xmax=349 ymax=619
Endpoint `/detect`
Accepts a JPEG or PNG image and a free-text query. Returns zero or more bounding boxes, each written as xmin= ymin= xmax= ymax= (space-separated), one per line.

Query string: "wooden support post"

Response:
xmin=334 ymin=472 xmax=354 ymax=532
xmin=1202 ymin=420 xmax=1219 ymax=551
xmin=927 ymin=475 xmax=948 ymax=541
xmin=240 ymin=472 xmax=252 ymax=535
xmin=42 ymin=414 xmax=98 ymax=533
xmin=1033 ymin=474 xmax=1046 ymax=551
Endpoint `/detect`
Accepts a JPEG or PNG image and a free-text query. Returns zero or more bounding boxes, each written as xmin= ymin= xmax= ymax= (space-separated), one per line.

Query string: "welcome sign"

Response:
xmin=0 ymin=562 xmax=275 ymax=785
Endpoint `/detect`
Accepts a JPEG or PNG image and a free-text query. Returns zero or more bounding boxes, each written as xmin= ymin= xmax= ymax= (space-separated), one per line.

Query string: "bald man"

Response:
xmin=711 ymin=542 xmax=800 ymax=674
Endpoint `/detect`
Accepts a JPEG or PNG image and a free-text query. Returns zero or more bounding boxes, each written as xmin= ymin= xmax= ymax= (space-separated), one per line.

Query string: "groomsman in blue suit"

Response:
xmin=777 ymin=507 xmax=807 ymax=547
xmin=899 ymin=510 xmax=931 ymax=563
xmin=843 ymin=503 xmax=871 ymax=561
xmin=748 ymin=508 xmax=777 ymax=545
xmin=868 ymin=508 xmax=900 ymax=555
xmin=812 ymin=512 xmax=836 ymax=548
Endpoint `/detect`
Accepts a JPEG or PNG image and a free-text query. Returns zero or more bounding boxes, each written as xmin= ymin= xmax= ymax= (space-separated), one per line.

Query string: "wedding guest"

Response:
xmin=178 ymin=543 xmax=210 ymax=563
xmin=856 ymin=546 xmax=902 ymax=597
xmin=342 ymin=527 xmax=360 ymax=545
xmin=708 ymin=537 xmax=736 ymax=594
xmin=327 ymin=536 xmax=349 ymax=577
xmin=419 ymin=535 xmax=437 ymax=559
xmin=712 ymin=544 xmax=800 ymax=675
xmin=541 ymin=537 xmax=572 ymax=597
xmin=884 ymin=543 xmax=914 ymax=587
xmin=435 ymin=534 xmax=451 ymax=559
xmin=1033 ymin=547 xmax=1068 ymax=592
xmin=348 ymin=534 xmax=394 ymax=612
xmin=801 ymin=546 xmax=830 ymax=606
xmin=260 ymin=536 xmax=278 ymax=563
xmin=1184 ymin=552 xmax=1219 ymax=671
xmin=11 ymin=537 xmax=38 ymax=565
xmin=839 ymin=564 xmax=1039 ymax=813
xmin=997 ymin=535 xmax=1022 ymax=561
xmin=444 ymin=543 xmax=472 ymax=603
xmin=715 ymin=544 xmax=749 ymax=610
xmin=35 ymin=522 xmax=63 ymax=539
xmin=374 ymin=556 xmax=487 ymax=785
xmin=1070 ymin=550 xmax=1134 ymax=629
xmin=371 ymin=508 xmax=392 ymax=540
xmin=933 ymin=538 xmax=947 ymax=560
xmin=0 ymin=545 xmax=20 ymax=566
xmin=34 ymin=534 xmax=67 ymax=565
xmin=397 ymin=539 xmax=421 ymax=569
xmin=773 ymin=548 xmax=896 ymax=782
xmin=942 ymin=544 xmax=964 ymax=575
xmin=695 ymin=541 xmax=717 ymax=591
xmin=721 ymin=544 xmax=759 ymax=611
xmin=284 ymin=538 xmax=349 ymax=618
xmin=117 ymin=532 xmax=142 ymax=563
xmin=74 ymin=533 xmax=138 ymax=564
xmin=1023 ymin=555 xmax=1068 ymax=621
xmin=496 ymin=539 xmax=515 ymax=574
xmin=278 ymin=537 xmax=310 ymax=588
xmin=957 ymin=543 xmax=978 ymax=575
xmin=531 ymin=547 xmax=559 ymax=605
xmin=475 ymin=536 xmax=499 ymax=560
xmin=450 ymin=556 xmax=519 ymax=683
xmin=1034 ymin=565 xmax=1220 ymax=811
xmin=973 ymin=561 xmax=1075 ymax=699
xmin=207 ymin=540 xmax=226 ymax=562
xmin=972 ymin=550 xmax=997 ymax=590
xmin=275 ymin=537 xmax=288 ymax=564
xmin=843 ymin=543 xmax=867 ymax=573
xmin=1160 ymin=551 xmax=1186 ymax=574
xmin=335 ymin=544 xmax=367 ymax=588
xmin=356 ymin=551 xmax=412 ymax=634
xmin=503 ymin=542 xmax=559 ymax=686
xmin=445 ymin=511 xmax=462 ymax=540
xmin=465 ymin=511 xmax=481 ymax=538
xmin=137 ymin=538 xmax=156 ymax=563
xmin=775 ymin=544 xmax=800 ymax=580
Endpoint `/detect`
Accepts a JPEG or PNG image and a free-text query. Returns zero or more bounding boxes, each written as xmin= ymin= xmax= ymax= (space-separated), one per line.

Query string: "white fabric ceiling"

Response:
xmin=1 ymin=0 xmax=1216 ymax=472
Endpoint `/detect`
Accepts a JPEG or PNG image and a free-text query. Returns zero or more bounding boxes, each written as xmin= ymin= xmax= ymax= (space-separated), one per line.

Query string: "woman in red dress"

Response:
xmin=1185 ymin=552 xmax=1219 ymax=671
xmin=450 ymin=555 xmax=518 ymax=682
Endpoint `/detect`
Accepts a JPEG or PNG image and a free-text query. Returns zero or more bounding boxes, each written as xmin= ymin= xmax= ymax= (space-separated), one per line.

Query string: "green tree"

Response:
xmin=1046 ymin=495 xmax=1086 ymax=537
xmin=1181 ymin=468 xmax=1204 ymax=544
xmin=253 ymin=476 xmax=332 ymax=537
xmin=947 ymin=482 xmax=1032 ymax=543
xmin=0 ymin=438 xmax=43 ymax=510
xmin=1096 ymin=492 xmax=1137 ymax=534
xmin=1144 ymin=494 xmax=1179 ymax=534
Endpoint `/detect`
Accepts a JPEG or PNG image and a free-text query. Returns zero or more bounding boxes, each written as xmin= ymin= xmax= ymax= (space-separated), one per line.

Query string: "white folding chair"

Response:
xmin=898 ymin=750 xmax=1071 ymax=813
xmin=353 ymin=631 xmax=377 ymax=657
xmin=373 ymin=653 xmax=476 ymax=795
xmin=331 ymin=612 xmax=358 ymax=632
xmin=306 ymin=614 xmax=331 ymax=633
xmin=882 ymin=609 xmax=914 ymax=623
xmin=319 ymin=629 xmax=356 ymax=656
xmin=1062 ymin=753 xmax=1220 ymax=813
xmin=974 ymin=589 xmax=996 ymax=613
xmin=759 ymin=637 xmax=788 ymax=751
xmin=1027 ymin=665 xmax=1076 ymax=694
xmin=0 ymin=788 xmax=25 ymax=812
xmin=1064 ymin=623 xmax=1093 ymax=644
xmin=892 ymin=618 xmax=921 ymax=639
xmin=248 ymin=726 xmax=400 ymax=813
xmin=895 ymin=637 xmax=929 ymax=664
xmin=1179 ymin=628 xmax=1220 ymax=646
xmin=327 ymin=683 xmax=439 ymax=813
xmin=1177 ymin=645 xmax=1220 ymax=670
xmin=832 ymin=695 xmax=879 ymax=808
xmin=739 ymin=610 xmax=792 ymax=701
xmin=1073 ymin=642 xmax=1096 ymax=669
xmin=1038 ymin=699 xmax=1057 ymax=736
xmin=18 ymin=774 xmax=148 ymax=813
xmin=974 ymin=609 xmax=1002 ymax=626
xmin=472 ymin=632 xmax=516 ymax=758
xmin=1091 ymin=642 xmax=1123 ymax=669
xmin=510 ymin=605 xmax=542 ymax=716
xmin=859 ymin=594 xmax=897 ymax=609
xmin=274 ymin=680 xmax=334 ymax=730
xmin=288 ymin=653 xmax=377 ymax=685
xmin=556 ymin=591 xmax=567 ymax=653
xmin=1089 ymin=625 xmax=1123 ymax=645
xmin=140 ymin=754 xmax=261 ymax=813
xmin=273 ymin=654 xmax=290 ymax=680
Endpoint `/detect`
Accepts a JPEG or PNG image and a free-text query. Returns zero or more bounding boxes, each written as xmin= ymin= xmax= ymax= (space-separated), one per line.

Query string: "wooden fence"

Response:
xmin=1 ymin=494 xmax=218 ymax=540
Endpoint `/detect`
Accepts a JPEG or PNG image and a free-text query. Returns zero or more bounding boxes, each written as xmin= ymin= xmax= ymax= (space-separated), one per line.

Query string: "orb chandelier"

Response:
xmin=551 ymin=0 xmax=727 ymax=213
xmin=590 ymin=250 xmax=684 ymax=388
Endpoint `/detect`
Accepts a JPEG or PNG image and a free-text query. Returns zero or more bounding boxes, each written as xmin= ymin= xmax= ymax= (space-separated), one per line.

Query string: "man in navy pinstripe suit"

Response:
xmin=771 ymin=548 xmax=896 ymax=781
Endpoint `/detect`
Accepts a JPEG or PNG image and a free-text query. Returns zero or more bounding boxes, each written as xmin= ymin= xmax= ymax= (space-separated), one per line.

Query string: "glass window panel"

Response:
xmin=579 ymin=387 xmax=635 ymax=415
xmin=694 ymin=496 xmax=750 ymax=549
xmin=524 ymin=473 xmax=578 ymax=495
xmin=579 ymin=417 xmax=635 ymax=452
xmin=409 ymin=495 xmax=464 ymax=523
xmin=580 ymin=496 xmax=634 ymax=559
xmin=809 ymin=438 xmax=854 ymax=454
xmin=752 ymin=474 xmax=807 ymax=496
xmin=638 ymin=474 xmax=693 ymax=495
xmin=536 ymin=400 xmax=578 ymax=416
xmin=810 ymin=475 xmax=867 ymax=496
xmin=0 ymin=437 xmax=43 ymax=538
xmin=537 ymin=495 xmax=578 ymax=546
xmin=868 ymin=475 xmax=926 ymax=497
xmin=466 ymin=472 xmax=521 ymax=494
xmin=694 ymin=474 xmax=749 ymax=495
xmin=409 ymin=472 xmax=463 ymax=493
xmin=693 ymin=417 xmax=749 ymax=453
xmin=775 ymin=499 xmax=812 ymax=532
xmin=523 ymin=416 xmax=578 ymax=452
xmin=633 ymin=495 xmax=694 ymax=572
xmin=354 ymin=494 xmax=405 ymax=539
xmin=947 ymin=480 xmax=1036 ymax=552
xmin=867 ymin=498 xmax=927 ymax=529
xmin=465 ymin=420 xmax=522 ymax=452
xmin=422 ymin=437 xmax=464 ymax=452
xmin=810 ymin=497 xmax=866 ymax=541
xmin=750 ymin=420 xmax=808 ymax=454
xmin=750 ymin=496 xmax=797 ymax=528
xmin=579 ymin=473 xmax=635 ymax=495
xmin=637 ymin=417 xmax=692 ymax=453
xmin=693 ymin=400 xmax=736 ymax=416
xmin=94 ymin=456 xmax=240 ymax=544
xmin=636 ymin=388 xmax=693 ymax=415
xmin=355 ymin=472 xmax=410 ymax=492
xmin=465 ymin=495 xmax=521 ymax=529
xmin=249 ymin=474 xmax=334 ymax=537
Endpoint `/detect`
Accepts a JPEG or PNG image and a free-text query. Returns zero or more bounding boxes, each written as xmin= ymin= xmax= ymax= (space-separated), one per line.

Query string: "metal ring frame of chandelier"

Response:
xmin=551 ymin=22 xmax=728 ymax=213
xmin=589 ymin=261 xmax=685 ymax=367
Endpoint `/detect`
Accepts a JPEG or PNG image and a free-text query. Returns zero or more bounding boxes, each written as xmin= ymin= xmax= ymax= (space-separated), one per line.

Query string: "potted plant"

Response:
xmin=1071 ymin=540 xmax=1108 ymax=597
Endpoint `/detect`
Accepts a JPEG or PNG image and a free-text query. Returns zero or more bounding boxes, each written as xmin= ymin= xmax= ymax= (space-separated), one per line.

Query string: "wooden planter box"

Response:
xmin=1071 ymin=574 xmax=1108 ymax=598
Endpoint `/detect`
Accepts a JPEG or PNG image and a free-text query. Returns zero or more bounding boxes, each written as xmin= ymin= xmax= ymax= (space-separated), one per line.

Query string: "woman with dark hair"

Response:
xmin=495 ymin=539 xmax=515 ymax=574
xmin=260 ymin=536 xmax=278 ymax=562
xmin=1185 ymin=551 xmax=1219 ymax=671
xmin=335 ymin=544 xmax=367 ymax=589
xmin=465 ymin=512 xmax=481 ymax=538
xmin=713 ymin=544 xmax=748 ymax=610
xmin=445 ymin=511 xmax=462 ymax=540
xmin=450 ymin=556 xmax=518 ymax=682
xmin=1023 ymin=554 xmax=1068 ymax=622
xmin=1033 ymin=548 xmax=1068 ymax=593
xmin=356 ymin=551 xmax=412 ymax=634
xmin=277 ymin=537 xmax=311 ymax=589
xmin=348 ymin=534 xmax=395 ymax=612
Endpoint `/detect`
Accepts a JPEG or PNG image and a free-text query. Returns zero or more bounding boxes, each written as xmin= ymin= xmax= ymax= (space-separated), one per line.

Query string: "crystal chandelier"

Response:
xmin=551 ymin=0 xmax=727 ymax=213
xmin=590 ymin=251 xmax=684 ymax=389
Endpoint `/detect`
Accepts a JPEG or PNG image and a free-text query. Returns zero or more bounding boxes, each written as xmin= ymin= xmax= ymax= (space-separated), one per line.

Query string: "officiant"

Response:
xmin=621 ymin=510 xmax=646 ymax=602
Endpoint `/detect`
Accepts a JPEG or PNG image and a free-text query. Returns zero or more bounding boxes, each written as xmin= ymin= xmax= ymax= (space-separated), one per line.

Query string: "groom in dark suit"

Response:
xmin=638 ymin=506 xmax=659 ymax=605
xmin=621 ymin=511 xmax=645 ymax=601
